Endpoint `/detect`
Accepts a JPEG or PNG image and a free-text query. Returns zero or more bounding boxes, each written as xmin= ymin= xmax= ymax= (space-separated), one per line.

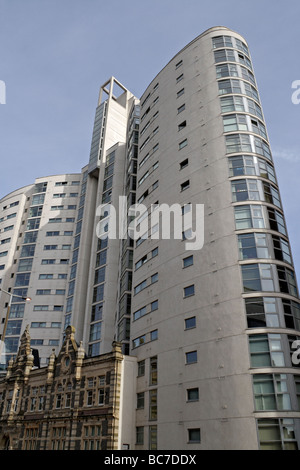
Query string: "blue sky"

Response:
xmin=0 ymin=0 xmax=299 ymax=279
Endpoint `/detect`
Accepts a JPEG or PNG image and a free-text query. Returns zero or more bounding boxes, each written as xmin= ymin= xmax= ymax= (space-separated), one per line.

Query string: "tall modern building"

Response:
xmin=1 ymin=26 xmax=300 ymax=450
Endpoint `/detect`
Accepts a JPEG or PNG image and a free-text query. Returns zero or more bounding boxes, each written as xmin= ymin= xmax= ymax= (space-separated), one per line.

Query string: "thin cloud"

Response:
xmin=272 ymin=148 xmax=300 ymax=163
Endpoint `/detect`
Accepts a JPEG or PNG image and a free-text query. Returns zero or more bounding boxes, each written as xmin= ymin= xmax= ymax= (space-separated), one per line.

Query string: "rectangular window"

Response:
xmin=188 ymin=428 xmax=201 ymax=443
xmin=134 ymin=279 xmax=147 ymax=295
xmin=177 ymin=104 xmax=185 ymax=114
xmin=137 ymin=392 xmax=145 ymax=409
xmin=133 ymin=334 xmax=146 ymax=349
xmin=133 ymin=306 xmax=147 ymax=321
xmin=253 ymin=374 xmax=291 ymax=411
xmin=136 ymin=427 xmax=144 ymax=445
xmin=24 ymin=230 xmax=38 ymax=244
xmin=15 ymin=273 xmax=31 ymax=287
xmin=181 ymin=180 xmax=190 ymax=191
xmin=135 ymin=254 xmax=147 ymax=270
xmin=138 ymin=360 xmax=145 ymax=377
xmin=149 ymin=425 xmax=157 ymax=451
xmin=184 ymin=285 xmax=195 ymax=298
xmin=234 ymin=205 xmax=265 ymax=230
xmin=183 ymin=255 xmax=193 ymax=268
xmin=46 ymin=231 xmax=60 ymax=237
xmin=18 ymin=259 xmax=33 ymax=272
xmin=180 ymin=158 xmax=189 ymax=170
xmin=150 ymin=356 xmax=158 ymax=385
xmin=178 ymin=120 xmax=186 ymax=131
xmin=177 ymin=88 xmax=184 ymax=98
xmin=150 ymin=330 xmax=158 ymax=341
xmin=55 ymin=289 xmax=65 ymax=295
xmin=98 ymin=388 xmax=104 ymax=405
xmin=186 ymin=350 xmax=197 ymax=364
xmin=149 ymin=389 xmax=157 ymax=420
xmin=238 ymin=233 xmax=269 ymax=260
xmin=20 ymin=245 xmax=36 ymax=258
xmin=185 ymin=316 xmax=196 ymax=329
xmin=32 ymin=194 xmax=45 ymax=205
xmin=36 ymin=289 xmax=51 ymax=295
xmin=27 ymin=218 xmax=40 ymax=230
xmin=245 ymin=297 xmax=279 ymax=329
xmin=187 ymin=388 xmax=199 ymax=402
xmin=39 ymin=274 xmax=53 ymax=280
xmin=241 ymin=263 xmax=274 ymax=293
xmin=33 ymin=305 xmax=49 ymax=311
xmin=179 ymin=139 xmax=188 ymax=150
xmin=249 ymin=334 xmax=285 ymax=368
xmin=257 ymin=418 xmax=298 ymax=450
xmin=42 ymin=259 xmax=55 ymax=265
xmin=31 ymin=322 xmax=47 ymax=328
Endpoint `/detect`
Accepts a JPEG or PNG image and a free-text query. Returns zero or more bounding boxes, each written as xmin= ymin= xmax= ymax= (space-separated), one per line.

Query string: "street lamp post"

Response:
xmin=0 ymin=288 xmax=31 ymax=367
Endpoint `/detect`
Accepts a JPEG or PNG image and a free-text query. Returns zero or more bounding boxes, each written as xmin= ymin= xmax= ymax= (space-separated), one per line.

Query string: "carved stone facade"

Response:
xmin=0 ymin=325 xmax=136 ymax=450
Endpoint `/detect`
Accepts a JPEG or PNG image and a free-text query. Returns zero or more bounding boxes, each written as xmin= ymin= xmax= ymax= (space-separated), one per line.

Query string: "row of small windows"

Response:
xmin=35 ymin=289 xmax=66 ymax=295
xmin=136 ymin=426 xmax=199 ymax=447
xmin=33 ymin=305 xmax=64 ymax=311
xmin=50 ymin=205 xmax=77 ymax=211
xmin=234 ymin=204 xmax=286 ymax=235
xmin=31 ymin=338 xmax=59 ymax=346
xmin=218 ymin=78 xmax=259 ymax=103
xmin=140 ymin=111 xmax=159 ymax=136
xmin=229 ymin=155 xmax=276 ymax=183
xmin=223 ymin=113 xmax=267 ymax=139
xmin=0 ymin=212 xmax=17 ymax=223
xmin=169 ymin=329 xmax=300 ymax=372
xmin=220 ymin=95 xmax=263 ymax=120
xmin=226 ymin=133 xmax=271 ymax=160
xmin=133 ymin=299 xmax=158 ymax=321
xmin=43 ymin=244 xmax=72 ymax=250
xmin=138 ymin=161 xmax=159 ymax=187
xmin=238 ymin=232 xmax=292 ymax=264
xmin=45 ymin=231 xmax=73 ymax=236
xmin=0 ymin=224 xmax=14 ymax=233
xmin=4 ymin=321 xmax=61 ymax=337
xmin=231 ymin=179 xmax=281 ymax=209
xmin=137 ymin=178 xmax=159 ymax=206
xmin=214 ymin=48 xmax=252 ymax=70
xmin=212 ymin=35 xmax=250 ymax=56
xmin=132 ymin=329 xmax=158 ymax=349
xmin=55 ymin=181 xmax=80 ymax=186
xmin=52 ymin=193 xmax=79 ymax=198
xmin=241 ymin=263 xmax=298 ymax=297
xmin=216 ymin=63 xmax=255 ymax=85
xmin=133 ymin=272 xmax=158 ymax=295
xmin=249 ymin=332 xmax=300 ymax=369
xmin=135 ymin=246 xmax=158 ymax=271
xmin=1 ymin=200 xmax=19 ymax=211
xmin=245 ymin=296 xmax=300 ymax=330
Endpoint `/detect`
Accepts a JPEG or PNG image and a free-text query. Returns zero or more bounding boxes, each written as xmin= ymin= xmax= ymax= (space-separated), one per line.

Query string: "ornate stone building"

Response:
xmin=0 ymin=325 xmax=136 ymax=450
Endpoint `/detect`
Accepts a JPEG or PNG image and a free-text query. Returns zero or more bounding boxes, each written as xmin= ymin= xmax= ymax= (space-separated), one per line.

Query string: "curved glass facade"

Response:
xmin=213 ymin=33 xmax=300 ymax=450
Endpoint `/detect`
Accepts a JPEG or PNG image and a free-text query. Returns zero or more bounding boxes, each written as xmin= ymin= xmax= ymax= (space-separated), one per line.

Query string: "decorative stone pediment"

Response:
xmin=6 ymin=325 xmax=34 ymax=379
